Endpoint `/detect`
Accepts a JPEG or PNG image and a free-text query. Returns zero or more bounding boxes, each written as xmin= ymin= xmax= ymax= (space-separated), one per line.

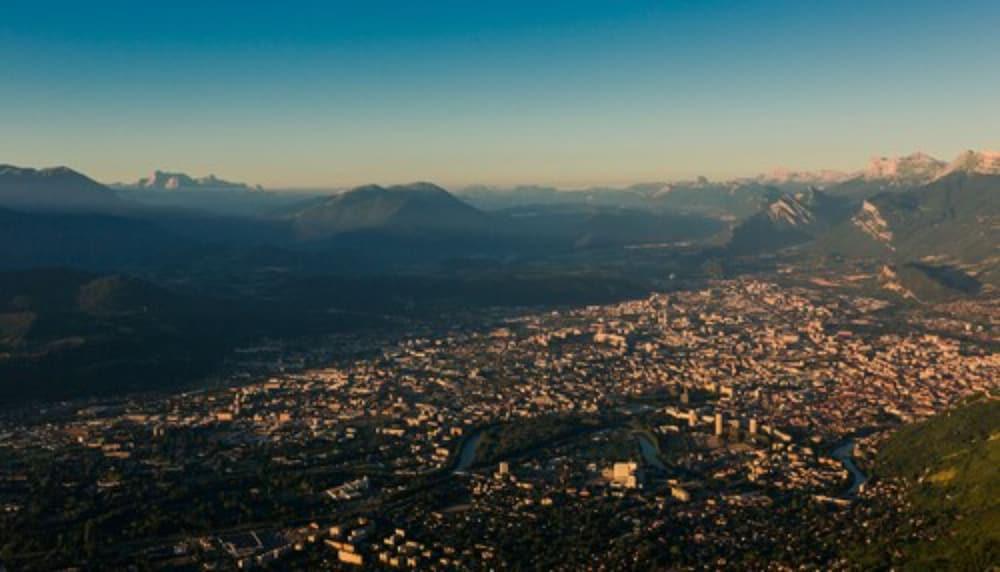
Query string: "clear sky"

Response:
xmin=1 ymin=0 xmax=998 ymax=188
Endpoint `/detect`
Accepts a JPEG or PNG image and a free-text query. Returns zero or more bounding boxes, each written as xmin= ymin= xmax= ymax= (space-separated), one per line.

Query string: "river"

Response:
xmin=637 ymin=433 xmax=666 ymax=471
xmin=831 ymin=439 xmax=868 ymax=497
xmin=454 ymin=430 xmax=483 ymax=473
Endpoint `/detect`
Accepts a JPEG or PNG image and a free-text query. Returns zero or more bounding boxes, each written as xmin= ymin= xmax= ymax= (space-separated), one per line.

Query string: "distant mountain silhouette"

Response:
xmin=0 ymin=164 xmax=129 ymax=212
xmin=458 ymin=181 xmax=782 ymax=220
xmin=120 ymin=170 xmax=260 ymax=191
xmin=289 ymin=182 xmax=494 ymax=240
xmin=457 ymin=184 xmax=652 ymax=211
xmin=498 ymin=203 xmax=724 ymax=248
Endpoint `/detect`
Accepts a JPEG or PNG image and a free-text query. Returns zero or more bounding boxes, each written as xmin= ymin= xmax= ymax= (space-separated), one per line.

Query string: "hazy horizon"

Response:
xmin=7 ymin=145 xmax=996 ymax=193
xmin=2 ymin=0 xmax=998 ymax=188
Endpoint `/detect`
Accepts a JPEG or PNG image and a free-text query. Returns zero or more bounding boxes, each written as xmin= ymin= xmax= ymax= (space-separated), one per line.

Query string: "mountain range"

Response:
xmin=0 ymin=150 xmax=996 ymax=403
xmin=459 ymin=150 xmax=999 ymax=211
xmin=819 ymin=171 xmax=999 ymax=286
xmin=118 ymin=170 xmax=261 ymax=192
xmin=726 ymin=166 xmax=998 ymax=298
xmin=290 ymin=182 xmax=494 ymax=240
xmin=0 ymin=164 xmax=129 ymax=213
xmin=108 ymin=171 xmax=318 ymax=217
xmin=0 ymin=150 xmax=995 ymax=292
xmin=819 ymin=151 xmax=997 ymax=200
xmin=457 ymin=180 xmax=781 ymax=219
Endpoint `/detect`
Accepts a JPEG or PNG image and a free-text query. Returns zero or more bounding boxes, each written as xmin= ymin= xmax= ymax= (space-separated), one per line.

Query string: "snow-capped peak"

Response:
xmin=851 ymin=200 xmax=894 ymax=248
xmin=862 ymin=152 xmax=946 ymax=183
xmin=756 ymin=168 xmax=851 ymax=186
xmin=766 ymin=195 xmax=813 ymax=226
xmin=132 ymin=170 xmax=255 ymax=191
xmin=936 ymin=150 xmax=1000 ymax=178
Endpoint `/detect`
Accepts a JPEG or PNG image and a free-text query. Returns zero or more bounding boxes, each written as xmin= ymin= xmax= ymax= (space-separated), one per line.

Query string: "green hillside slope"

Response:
xmin=856 ymin=397 xmax=1000 ymax=570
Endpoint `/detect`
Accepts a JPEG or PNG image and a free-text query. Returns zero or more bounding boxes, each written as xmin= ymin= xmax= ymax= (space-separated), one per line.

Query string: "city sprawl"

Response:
xmin=1 ymin=279 xmax=997 ymax=570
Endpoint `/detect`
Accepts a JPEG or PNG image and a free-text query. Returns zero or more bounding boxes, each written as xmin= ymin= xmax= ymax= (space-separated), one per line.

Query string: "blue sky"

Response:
xmin=1 ymin=0 xmax=998 ymax=188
